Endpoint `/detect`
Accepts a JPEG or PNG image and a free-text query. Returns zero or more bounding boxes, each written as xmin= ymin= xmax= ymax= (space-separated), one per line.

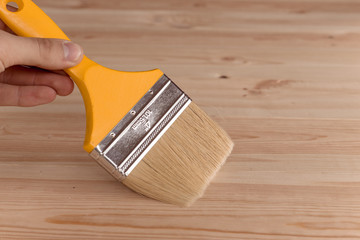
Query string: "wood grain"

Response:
xmin=2 ymin=0 xmax=360 ymax=239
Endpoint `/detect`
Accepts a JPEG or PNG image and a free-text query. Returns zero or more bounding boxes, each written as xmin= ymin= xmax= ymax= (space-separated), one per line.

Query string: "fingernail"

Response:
xmin=63 ymin=41 xmax=83 ymax=62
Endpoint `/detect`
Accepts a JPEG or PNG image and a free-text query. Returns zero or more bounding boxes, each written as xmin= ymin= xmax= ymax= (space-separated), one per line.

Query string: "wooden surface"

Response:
xmin=2 ymin=0 xmax=360 ymax=239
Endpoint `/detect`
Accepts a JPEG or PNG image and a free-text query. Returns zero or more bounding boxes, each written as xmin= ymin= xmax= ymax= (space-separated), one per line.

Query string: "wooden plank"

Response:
xmin=2 ymin=0 xmax=360 ymax=239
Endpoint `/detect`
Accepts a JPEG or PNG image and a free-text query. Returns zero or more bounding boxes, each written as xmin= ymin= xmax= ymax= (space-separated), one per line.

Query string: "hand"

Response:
xmin=0 ymin=20 xmax=83 ymax=107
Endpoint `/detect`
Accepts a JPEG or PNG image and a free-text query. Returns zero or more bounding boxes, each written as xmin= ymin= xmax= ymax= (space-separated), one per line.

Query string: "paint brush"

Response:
xmin=0 ymin=0 xmax=234 ymax=206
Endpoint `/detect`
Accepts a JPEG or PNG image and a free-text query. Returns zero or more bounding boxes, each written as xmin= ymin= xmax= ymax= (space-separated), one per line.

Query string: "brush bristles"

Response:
xmin=122 ymin=102 xmax=234 ymax=206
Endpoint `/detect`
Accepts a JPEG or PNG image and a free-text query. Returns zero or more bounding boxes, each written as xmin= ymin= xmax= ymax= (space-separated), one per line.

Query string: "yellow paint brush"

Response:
xmin=0 ymin=0 xmax=234 ymax=206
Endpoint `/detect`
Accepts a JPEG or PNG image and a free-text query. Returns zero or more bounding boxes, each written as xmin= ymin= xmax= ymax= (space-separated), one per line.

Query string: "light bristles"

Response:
xmin=122 ymin=102 xmax=234 ymax=206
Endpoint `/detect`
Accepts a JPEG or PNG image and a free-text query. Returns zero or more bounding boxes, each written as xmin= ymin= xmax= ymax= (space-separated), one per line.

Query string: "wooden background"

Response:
xmin=2 ymin=0 xmax=360 ymax=239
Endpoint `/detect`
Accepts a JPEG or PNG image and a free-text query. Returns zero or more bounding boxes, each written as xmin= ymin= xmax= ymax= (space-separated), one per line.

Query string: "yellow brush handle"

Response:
xmin=0 ymin=0 xmax=95 ymax=85
xmin=0 ymin=0 xmax=68 ymax=39
xmin=0 ymin=0 xmax=163 ymax=152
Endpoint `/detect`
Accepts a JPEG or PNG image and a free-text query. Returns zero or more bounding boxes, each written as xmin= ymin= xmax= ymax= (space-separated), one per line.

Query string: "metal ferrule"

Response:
xmin=90 ymin=75 xmax=191 ymax=181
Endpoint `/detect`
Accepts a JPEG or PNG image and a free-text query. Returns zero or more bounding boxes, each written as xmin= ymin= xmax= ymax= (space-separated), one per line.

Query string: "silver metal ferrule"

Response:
xmin=90 ymin=75 xmax=191 ymax=181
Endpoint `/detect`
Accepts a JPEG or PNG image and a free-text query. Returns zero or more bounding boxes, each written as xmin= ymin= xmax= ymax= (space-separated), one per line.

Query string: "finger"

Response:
xmin=51 ymin=70 xmax=68 ymax=76
xmin=0 ymin=66 xmax=74 ymax=96
xmin=0 ymin=83 xmax=56 ymax=107
xmin=0 ymin=20 xmax=13 ymax=33
xmin=23 ymin=66 xmax=68 ymax=76
xmin=0 ymin=31 xmax=83 ymax=71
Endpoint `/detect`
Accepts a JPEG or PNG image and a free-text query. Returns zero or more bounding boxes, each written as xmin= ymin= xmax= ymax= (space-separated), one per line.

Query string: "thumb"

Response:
xmin=0 ymin=31 xmax=83 ymax=71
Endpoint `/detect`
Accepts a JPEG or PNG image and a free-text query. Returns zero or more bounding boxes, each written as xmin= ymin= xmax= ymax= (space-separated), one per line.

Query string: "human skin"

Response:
xmin=0 ymin=19 xmax=83 ymax=107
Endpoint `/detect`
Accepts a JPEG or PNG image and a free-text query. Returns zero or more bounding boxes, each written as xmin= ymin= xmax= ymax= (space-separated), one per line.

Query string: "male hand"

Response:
xmin=0 ymin=20 xmax=83 ymax=107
